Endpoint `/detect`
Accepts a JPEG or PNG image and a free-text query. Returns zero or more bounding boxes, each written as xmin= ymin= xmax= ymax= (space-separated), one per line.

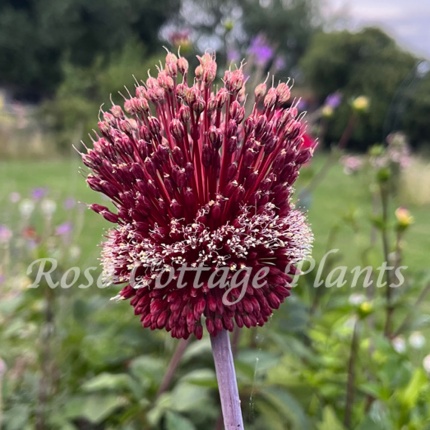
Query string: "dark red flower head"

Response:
xmin=82 ymin=52 xmax=314 ymax=339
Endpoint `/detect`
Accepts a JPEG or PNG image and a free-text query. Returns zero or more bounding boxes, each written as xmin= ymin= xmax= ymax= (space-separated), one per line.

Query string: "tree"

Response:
xmin=165 ymin=0 xmax=322 ymax=75
xmin=0 ymin=0 xmax=180 ymax=100
xmin=402 ymin=65 xmax=430 ymax=149
xmin=300 ymin=27 xmax=419 ymax=150
xmin=239 ymin=0 xmax=322 ymax=74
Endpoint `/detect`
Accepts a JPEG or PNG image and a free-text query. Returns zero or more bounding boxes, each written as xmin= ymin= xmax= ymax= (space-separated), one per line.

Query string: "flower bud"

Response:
xmin=179 ymin=106 xmax=191 ymax=124
xmin=254 ymin=83 xmax=267 ymax=101
xmin=178 ymin=57 xmax=189 ymax=75
xmin=201 ymin=144 xmax=212 ymax=168
xmin=170 ymin=199 xmax=183 ymax=218
xmin=193 ymin=97 xmax=206 ymax=115
xmin=216 ymin=88 xmax=229 ymax=109
xmin=321 ymin=105 xmax=334 ymax=118
xmin=208 ymin=126 xmax=222 ymax=149
xmin=158 ymin=70 xmax=175 ymax=91
xmin=351 ymin=95 xmax=370 ymax=113
xmin=395 ymin=207 xmax=414 ymax=231
xmin=148 ymin=117 xmax=162 ymax=136
xmin=224 ymin=68 xmax=244 ymax=94
xmin=135 ymin=86 xmax=147 ymax=99
xmin=227 ymin=162 xmax=238 ymax=181
xmin=98 ymin=121 xmax=110 ymax=135
xmin=276 ymin=82 xmax=290 ymax=105
xmin=110 ymin=105 xmax=124 ymax=119
xmin=195 ymin=65 xmax=203 ymax=80
xmin=165 ymin=52 xmax=178 ymax=77
xmin=170 ymin=119 xmax=185 ymax=141
xmin=264 ymin=88 xmax=277 ymax=109
xmin=197 ymin=53 xmax=217 ymax=84
xmin=358 ymin=301 xmax=373 ymax=319
xmin=146 ymin=76 xmax=158 ymax=89
xmin=229 ymin=100 xmax=245 ymax=124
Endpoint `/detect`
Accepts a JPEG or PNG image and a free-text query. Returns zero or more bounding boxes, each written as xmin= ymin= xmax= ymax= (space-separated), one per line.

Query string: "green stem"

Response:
xmin=210 ymin=330 xmax=244 ymax=430
xmin=344 ymin=320 xmax=359 ymax=429
xmin=156 ymin=338 xmax=191 ymax=398
xmin=303 ymin=113 xmax=357 ymax=195
xmin=0 ymin=376 xmax=3 ymax=430
xmin=393 ymin=282 xmax=430 ymax=337
xmin=379 ymin=183 xmax=393 ymax=338
xmin=36 ymin=286 xmax=55 ymax=430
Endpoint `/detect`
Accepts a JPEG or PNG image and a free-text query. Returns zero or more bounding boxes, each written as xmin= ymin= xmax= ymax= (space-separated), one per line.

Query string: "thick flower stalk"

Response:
xmin=83 ymin=52 xmax=314 ymax=340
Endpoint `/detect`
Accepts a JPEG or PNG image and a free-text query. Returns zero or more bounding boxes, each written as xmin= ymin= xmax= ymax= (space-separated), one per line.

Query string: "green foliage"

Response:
xmin=300 ymin=27 xmax=424 ymax=150
xmin=169 ymin=0 xmax=321 ymax=75
xmin=1 ymin=152 xmax=430 ymax=429
xmin=0 ymin=0 xmax=179 ymax=99
xmin=41 ymin=41 xmax=163 ymax=153
xmin=403 ymin=68 xmax=430 ymax=148
xmin=239 ymin=0 xmax=321 ymax=72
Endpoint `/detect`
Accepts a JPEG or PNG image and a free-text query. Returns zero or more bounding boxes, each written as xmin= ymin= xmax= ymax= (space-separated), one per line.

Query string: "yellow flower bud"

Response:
xmin=395 ymin=207 xmax=414 ymax=230
xmin=351 ymin=96 xmax=369 ymax=113
xmin=321 ymin=105 xmax=334 ymax=118
xmin=357 ymin=301 xmax=373 ymax=319
xmin=224 ymin=19 xmax=234 ymax=32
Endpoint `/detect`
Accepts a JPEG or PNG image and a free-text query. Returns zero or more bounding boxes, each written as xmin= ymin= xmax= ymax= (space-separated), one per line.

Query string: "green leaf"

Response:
xmin=63 ymin=394 xmax=128 ymax=423
xmin=164 ymin=411 xmax=196 ymax=430
xmin=3 ymin=404 xmax=31 ymax=430
xmin=147 ymin=392 xmax=172 ymax=426
xmin=317 ymin=406 xmax=344 ymax=430
xmin=82 ymin=372 xmax=133 ymax=391
xmin=259 ymin=386 xmax=311 ymax=429
xmin=356 ymin=417 xmax=388 ymax=430
xmin=236 ymin=349 xmax=280 ymax=383
xmin=179 ymin=368 xmax=217 ymax=388
xmin=253 ymin=400 xmax=287 ymax=430
xmin=397 ymin=368 xmax=427 ymax=409
xmin=182 ymin=338 xmax=211 ymax=362
xmin=129 ymin=355 xmax=166 ymax=390
xmin=171 ymin=382 xmax=211 ymax=413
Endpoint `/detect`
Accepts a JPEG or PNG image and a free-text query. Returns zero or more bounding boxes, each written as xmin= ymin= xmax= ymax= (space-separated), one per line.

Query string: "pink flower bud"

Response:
xmin=178 ymin=56 xmax=189 ymax=75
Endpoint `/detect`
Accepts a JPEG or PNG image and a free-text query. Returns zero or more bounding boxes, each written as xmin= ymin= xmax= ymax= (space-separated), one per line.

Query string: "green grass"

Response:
xmin=0 ymin=157 xmax=106 ymax=266
xmin=300 ymin=156 xmax=430 ymax=274
xmin=0 ymin=155 xmax=429 ymax=274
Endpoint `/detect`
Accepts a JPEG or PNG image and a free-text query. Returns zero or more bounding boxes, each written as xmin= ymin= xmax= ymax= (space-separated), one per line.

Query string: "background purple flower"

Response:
xmin=31 ymin=187 xmax=48 ymax=200
xmin=248 ymin=34 xmax=274 ymax=66
xmin=273 ymin=55 xmax=286 ymax=72
xmin=63 ymin=197 xmax=76 ymax=210
xmin=56 ymin=222 xmax=73 ymax=236
xmin=226 ymin=48 xmax=240 ymax=64
xmin=0 ymin=225 xmax=12 ymax=243
xmin=297 ymin=99 xmax=308 ymax=112
xmin=341 ymin=155 xmax=363 ymax=175
xmin=9 ymin=192 xmax=21 ymax=203
xmin=324 ymin=92 xmax=342 ymax=109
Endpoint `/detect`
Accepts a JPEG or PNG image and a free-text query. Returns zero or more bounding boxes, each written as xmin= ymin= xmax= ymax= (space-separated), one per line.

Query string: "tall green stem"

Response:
xmin=303 ymin=113 xmax=357 ymax=195
xmin=156 ymin=338 xmax=191 ymax=398
xmin=379 ymin=183 xmax=393 ymax=337
xmin=344 ymin=320 xmax=359 ymax=429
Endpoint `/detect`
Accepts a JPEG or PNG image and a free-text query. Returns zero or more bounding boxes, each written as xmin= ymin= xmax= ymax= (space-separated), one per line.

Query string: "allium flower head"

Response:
xmin=82 ymin=52 xmax=314 ymax=339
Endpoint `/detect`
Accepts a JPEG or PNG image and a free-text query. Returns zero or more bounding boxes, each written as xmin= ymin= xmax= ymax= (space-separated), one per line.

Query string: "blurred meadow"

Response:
xmin=1 ymin=1 xmax=430 ymax=429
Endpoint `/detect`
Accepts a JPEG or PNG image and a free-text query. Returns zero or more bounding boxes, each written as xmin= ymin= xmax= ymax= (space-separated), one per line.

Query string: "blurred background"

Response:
xmin=0 ymin=1 xmax=430 ymax=429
